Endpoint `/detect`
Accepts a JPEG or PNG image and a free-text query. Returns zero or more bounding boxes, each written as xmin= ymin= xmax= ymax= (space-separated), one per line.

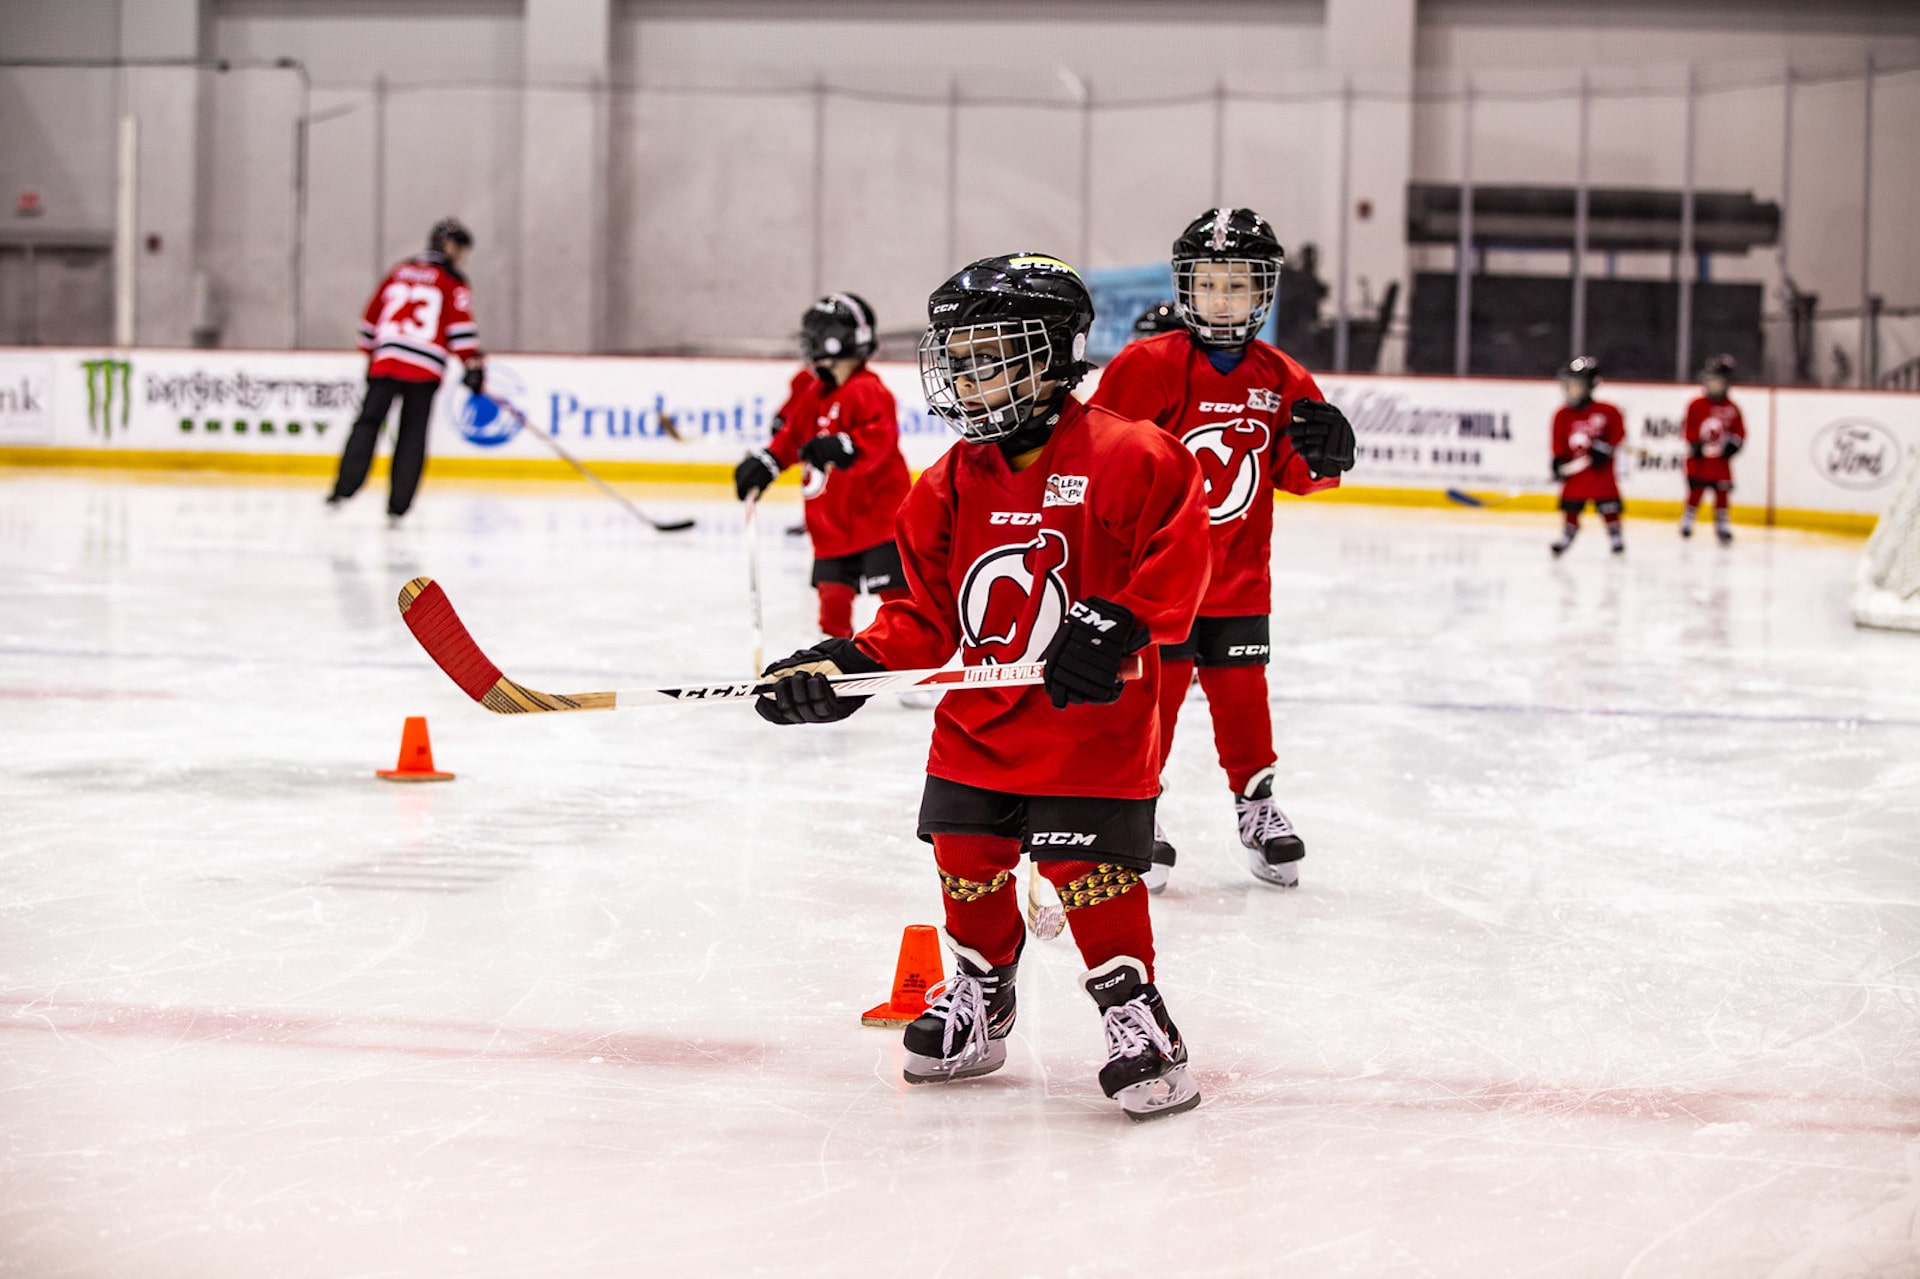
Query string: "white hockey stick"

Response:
xmin=1026 ymin=870 xmax=1065 ymax=941
xmin=744 ymin=491 xmax=765 ymax=675
xmin=398 ymin=576 xmax=1138 ymax=714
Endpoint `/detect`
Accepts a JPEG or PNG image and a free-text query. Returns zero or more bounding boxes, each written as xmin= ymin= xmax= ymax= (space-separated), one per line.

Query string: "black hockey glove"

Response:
xmin=1690 ymin=442 xmax=1707 ymax=461
xmin=1722 ymin=435 xmax=1743 ymax=459
xmin=1285 ymin=399 xmax=1357 ymax=479
xmin=754 ymin=638 xmax=885 ymax=725
xmin=734 ymin=449 xmax=780 ymax=502
xmin=1587 ymin=438 xmax=1615 ymax=462
xmin=462 ymin=362 xmax=486 ymax=395
xmin=1551 ymin=454 xmax=1574 ymax=480
xmin=798 ymin=432 xmax=857 ymax=471
xmin=1040 ymin=597 xmax=1149 ymax=710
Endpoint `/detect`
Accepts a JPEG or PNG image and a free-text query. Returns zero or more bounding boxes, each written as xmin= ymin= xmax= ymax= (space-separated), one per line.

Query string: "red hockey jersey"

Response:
xmin=765 ymin=367 xmax=912 ymax=560
xmin=357 ymin=253 xmax=481 ymax=383
xmin=1552 ymin=401 xmax=1627 ymax=501
xmin=853 ymin=400 xmax=1210 ymax=800
xmin=1683 ymin=396 xmax=1746 ymax=485
xmin=1088 ymin=332 xmax=1338 ymax=616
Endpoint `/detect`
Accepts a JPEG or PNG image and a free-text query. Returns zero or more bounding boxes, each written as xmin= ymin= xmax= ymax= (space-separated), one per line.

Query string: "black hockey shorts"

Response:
xmin=1560 ymin=497 xmax=1624 ymax=517
xmin=810 ymin=540 xmax=906 ymax=594
xmin=1687 ymin=478 xmax=1732 ymax=495
xmin=916 ymin=776 xmax=1157 ymax=872
xmin=1160 ymin=614 xmax=1270 ymax=667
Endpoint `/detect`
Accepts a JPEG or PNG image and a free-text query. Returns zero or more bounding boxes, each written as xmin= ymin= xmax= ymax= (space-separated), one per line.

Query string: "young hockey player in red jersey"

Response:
xmin=327 ymin=218 xmax=485 ymax=523
xmin=1089 ymin=208 xmax=1357 ymax=893
xmin=733 ymin=294 xmax=913 ymax=638
xmin=1550 ymin=356 xmax=1628 ymax=557
xmin=755 ymin=255 xmax=1213 ymax=1121
xmin=1680 ymin=354 xmax=1746 ymax=544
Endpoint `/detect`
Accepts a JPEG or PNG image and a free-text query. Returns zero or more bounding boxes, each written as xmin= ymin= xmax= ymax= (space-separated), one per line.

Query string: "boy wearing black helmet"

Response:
xmin=1550 ymin=356 xmax=1627 ymax=557
xmin=733 ymin=294 xmax=913 ymax=638
xmin=754 ymin=255 xmax=1212 ymax=1122
xmin=1680 ymin=354 xmax=1746 ymax=544
xmin=1089 ymin=208 xmax=1357 ymax=893
xmin=328 ymin=217 xmax=486 ymax=523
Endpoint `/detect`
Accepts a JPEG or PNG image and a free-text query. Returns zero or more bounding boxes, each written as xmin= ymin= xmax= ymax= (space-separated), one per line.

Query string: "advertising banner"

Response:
xmin=0 ymin=353 xmax=57 ymax=445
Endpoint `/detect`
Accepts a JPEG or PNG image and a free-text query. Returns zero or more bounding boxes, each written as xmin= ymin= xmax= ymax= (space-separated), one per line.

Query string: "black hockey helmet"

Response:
xmin=800 ymin=293 xmax=877 ymax=366
xmin=1561 ymin=355 xmax=1600 ymax=402
xmin=1132 ymin=299 xmax=1183 ymax=339
xmin=1700 ymin=353 xmax=1736 ymax=382
xmin=428 ymin=217 xmax=473 ymax=253
xmin=919 ymin=253 xmax=1094 ymax=444
xmin=1171 ymin=207 xmax=1284 ymax=348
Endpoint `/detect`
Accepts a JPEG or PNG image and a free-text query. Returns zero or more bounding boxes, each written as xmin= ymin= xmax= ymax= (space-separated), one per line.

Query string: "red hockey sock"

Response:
xmin=817 ymin=581 xmax=857 ymax=639
xmin=1712 ymin=488 xmax=1730 ymax=512
xmin=1603 ymin=511 xmax=1623 ymax=536
xmin=1041 ymin=858 xmax=1154 ymax=979
xmin=1684 ymin=491 xmax=1703 ymax=513
xmin=1196 ymin=664 xmax=1275 ymax=795
xmin=1156 ymin=657 xmax=1195 ymax=774
xmin=931 ymin=834 xmax=1024 ymax=968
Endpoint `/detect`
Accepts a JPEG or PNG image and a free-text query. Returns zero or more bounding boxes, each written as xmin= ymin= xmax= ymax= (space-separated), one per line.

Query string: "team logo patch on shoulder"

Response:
xmin=1247 ymin=387 xmax=1282 ymax=412
xmin=1043 ymin=474 xmax=1088 ymax=507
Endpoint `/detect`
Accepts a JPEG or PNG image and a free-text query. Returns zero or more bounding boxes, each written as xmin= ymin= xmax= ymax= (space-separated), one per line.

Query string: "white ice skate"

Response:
xmin=1236 ymin=766 xmax=1304 ymax=888
xmin=901 ymin=932 xmax=1017 ymax=1085
xmin=1083 ymin=957 xmax=1200 ymax=1122
xmin=1143 ymin=818 xmax=1176 ymax=895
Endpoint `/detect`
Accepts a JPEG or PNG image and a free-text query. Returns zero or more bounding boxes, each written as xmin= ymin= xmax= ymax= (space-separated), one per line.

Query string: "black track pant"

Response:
xmin=330 ymin=376 xmax=440 ymax=516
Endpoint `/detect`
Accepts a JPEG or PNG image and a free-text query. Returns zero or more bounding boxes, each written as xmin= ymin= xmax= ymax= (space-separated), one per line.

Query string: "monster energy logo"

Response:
xmin=82 ymin=358 xmax=132 ymax=437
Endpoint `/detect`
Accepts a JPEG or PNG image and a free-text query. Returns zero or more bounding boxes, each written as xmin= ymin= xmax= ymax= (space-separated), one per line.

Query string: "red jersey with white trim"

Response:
xmin=764 ymin=367 xmax=912 ymax=560
xmin=1683 ymin=395 xmax=1746 ymax=485
xmin=357 ymin=253 xmax=481 ymax=383
xmin=853 ymin=400 xmax=1210 ymax=800
xmin=1551 ymin=401 xmax=1626 ymax=501
xmin=1088 ymin=332 xmax=1338 ymax=616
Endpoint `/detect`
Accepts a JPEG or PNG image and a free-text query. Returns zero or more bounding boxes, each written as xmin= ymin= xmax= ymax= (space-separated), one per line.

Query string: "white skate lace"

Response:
xmin=1102 ymin=997 xmax=1174 ymax=1066
xmin=924 ymin=971 xmax=992 ymax=1058
xmin=1236 ymin=795 xmax=1295 ymax=851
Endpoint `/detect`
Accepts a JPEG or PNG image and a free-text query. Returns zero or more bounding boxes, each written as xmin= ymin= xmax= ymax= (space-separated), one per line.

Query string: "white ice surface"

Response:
xmin=1 ymin=472 xmax=1917 ymax=1279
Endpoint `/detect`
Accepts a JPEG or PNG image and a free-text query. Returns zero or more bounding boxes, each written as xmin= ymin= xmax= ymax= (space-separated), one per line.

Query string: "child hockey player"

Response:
xmin=754 ymin=255 xmax=1213 ymax=1122
xmin=1550 ymin=356 xmax=1627 ymax=557
xmin=1680 ymin=354 xmax=1746 ymax=544
xmin=1089 ymin=208 xmax=1356 ymax=893
xmin=733 ymin=294 xmax=912 ymax=638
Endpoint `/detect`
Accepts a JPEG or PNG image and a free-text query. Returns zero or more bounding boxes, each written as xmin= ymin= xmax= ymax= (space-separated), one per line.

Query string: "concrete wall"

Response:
xmin=2 ymin=0 xmax=1917 ymax=371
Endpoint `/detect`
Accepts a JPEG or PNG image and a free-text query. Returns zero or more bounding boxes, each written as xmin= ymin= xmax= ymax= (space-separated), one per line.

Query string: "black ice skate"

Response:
xmin=901 ymin=931 xmax=1018 ymax=1085
xmin=1236 ymin=765 xmax=1304 ymax=887
xmin=1550 ymin=531 xmax=1575 ymax=557
xmin=1144 ymin=818 xmax=1177 ymax=895
xmin=1082 ymin=956 xmax=1200 ymax=1122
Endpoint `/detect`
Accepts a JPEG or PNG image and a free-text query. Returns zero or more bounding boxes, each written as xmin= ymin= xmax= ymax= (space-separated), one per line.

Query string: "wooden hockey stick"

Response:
xmin=1026 ymin=869 xmax=1065 ymax=941
xmin=484 ymin=396 xmax=695 ymax=533
xmin=398 ymin=576 xmax=1138 ymax=713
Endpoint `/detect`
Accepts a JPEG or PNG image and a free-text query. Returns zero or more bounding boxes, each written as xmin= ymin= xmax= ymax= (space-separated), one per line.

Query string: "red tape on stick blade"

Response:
xmin=398 ymin=580 xmax=503 ymax=702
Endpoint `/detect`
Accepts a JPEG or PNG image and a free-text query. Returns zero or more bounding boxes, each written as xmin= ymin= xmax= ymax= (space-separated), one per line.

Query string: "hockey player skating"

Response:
xmin=1680 ymin=354 xmax=1746 ymax=544
xmin=733 ymin=294 xmax=913 ymax=639
xmin=1089 ymin=208 xmax=1356 ymax=893
xmin=755 ymin=255 xmax=1212 ymax=1121
xmin=1549 ymin=356 xmax=1627 ymax=557
xmin=327 ymin=218 xmax=485 ymax=524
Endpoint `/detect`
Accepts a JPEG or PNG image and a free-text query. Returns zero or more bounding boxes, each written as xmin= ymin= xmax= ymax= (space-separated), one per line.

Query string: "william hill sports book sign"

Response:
xmin=1 ymin=345 xmax=1915 ymax=530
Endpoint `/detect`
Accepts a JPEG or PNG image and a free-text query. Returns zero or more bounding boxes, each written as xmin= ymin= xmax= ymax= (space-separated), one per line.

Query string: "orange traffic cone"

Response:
xmin=375 ymin=716 xmax=455 ymax=783
xmin=861 ymin=924 xmax=944 ymax=1027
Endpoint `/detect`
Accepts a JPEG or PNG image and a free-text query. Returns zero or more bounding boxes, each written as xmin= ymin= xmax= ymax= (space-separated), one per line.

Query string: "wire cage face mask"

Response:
xmin=1174 ymin=258 xmax=1279 ymax=346
xmin=919 ymin=318 xmax=1059 ymax=444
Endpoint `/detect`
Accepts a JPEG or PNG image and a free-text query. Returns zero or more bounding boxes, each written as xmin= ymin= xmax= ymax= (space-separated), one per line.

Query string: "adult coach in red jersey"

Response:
xmin=756 ymin=255 xmax=1212 ymax=1122
xmin=1680 ymin=354 xmax=1746 ymax=544
xmin=327 ymin=218 xmax=485 ymax=523
xmin=1089 ymin=208 xmax=1356 ymax=892
xmin=733 ymin=294 xmax=912 ymax=638
xmin=1550 ymin=356 xmax=1627 ymax=557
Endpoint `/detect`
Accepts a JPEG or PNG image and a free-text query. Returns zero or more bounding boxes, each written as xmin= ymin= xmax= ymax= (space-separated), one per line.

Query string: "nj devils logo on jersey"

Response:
xmin=1182 ymin=418 xmax=1268 ymax=524
xmin=959 ymin=528 xmax=1070 ymax=665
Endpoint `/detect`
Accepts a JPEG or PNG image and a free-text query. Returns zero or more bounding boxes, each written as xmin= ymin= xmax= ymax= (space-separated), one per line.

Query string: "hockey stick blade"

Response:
xmin=397 ymin=576 xmax=1140 ymax=714
xmin=484 ymin=395 xmax=695 ymax=533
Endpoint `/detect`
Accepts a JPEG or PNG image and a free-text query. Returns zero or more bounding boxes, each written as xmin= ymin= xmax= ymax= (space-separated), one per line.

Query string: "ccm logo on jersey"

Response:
xmin=1043 ymin=474 xmax=1088 ymax=507
xmin=990 ymin=511 xmax=1043 ymax=525
xmin=1031 ymin=831 xmax=1098 ymax=847
xmin=1227 ymin=644 xmax=1270 ymax=658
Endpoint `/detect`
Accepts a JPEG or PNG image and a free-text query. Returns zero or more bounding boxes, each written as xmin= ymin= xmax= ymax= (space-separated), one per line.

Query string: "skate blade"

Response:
xmin=1247 ymin=851 xmax=1300 ymax=888
xmin=903 ymin=1040 xmax=1007 ymax=1085
xmin=1118 ymin=1066 xmax=1201 ymax=1122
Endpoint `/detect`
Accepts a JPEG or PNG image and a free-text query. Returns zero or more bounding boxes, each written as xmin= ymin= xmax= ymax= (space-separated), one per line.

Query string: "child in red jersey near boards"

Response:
xmin=1089 ymin=208 xmax=1357 ymax=893
xmin=733 ymin=294 xmax=912 ymax=639
xmin=1680 ymin=354 xmax=1746 ymax=544
xmin=755 ymin=255 xmax=1213 ymax=1122
xmin=1550 ymin=356 xmax=1627 ymax=557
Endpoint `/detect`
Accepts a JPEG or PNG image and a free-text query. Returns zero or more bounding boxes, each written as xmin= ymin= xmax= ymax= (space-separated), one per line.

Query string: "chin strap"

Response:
xmin=812 ymin=363 xmax=839 ymax=391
